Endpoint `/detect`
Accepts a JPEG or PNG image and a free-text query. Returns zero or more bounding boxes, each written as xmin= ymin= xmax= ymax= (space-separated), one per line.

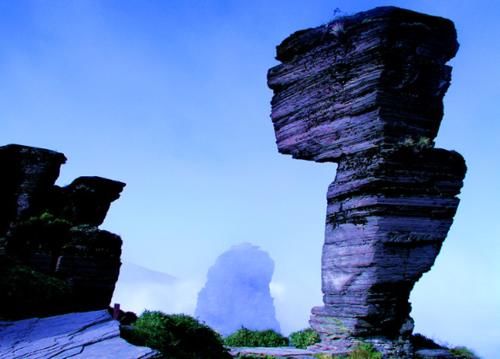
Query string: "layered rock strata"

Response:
xmin=267 ymin=6 xmax=466 ymax=356
xmin=0 ymin=144 xmax=125 ymax=319
xmin=0 ymin=310 xmax=158 ymax=358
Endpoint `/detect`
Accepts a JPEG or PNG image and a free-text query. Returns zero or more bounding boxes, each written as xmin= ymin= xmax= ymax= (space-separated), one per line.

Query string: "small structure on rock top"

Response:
xmin=195 ymin=243 xmax=281 ymax=336
xmin=0 ymin=144 xmax=125 ymax=319
xmin=267 ymin=6 xmax=466 ymax=357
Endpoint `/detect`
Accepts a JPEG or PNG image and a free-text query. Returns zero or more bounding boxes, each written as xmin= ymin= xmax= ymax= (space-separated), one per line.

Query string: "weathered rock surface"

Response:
xmin=267 ymin=6 xmax=466 ymax=356
xmin=195 ymin=243 xmax=281 ymax=336
xmin=0 ymin=144 xmax=125 ymax=319
xmin=230 ymin=347 xmax=316 ymax=358
xmin=0 ymin=310 xmax=158 ymax=358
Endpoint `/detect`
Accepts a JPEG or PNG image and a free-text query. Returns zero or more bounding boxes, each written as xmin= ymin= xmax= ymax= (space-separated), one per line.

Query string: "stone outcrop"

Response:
xmin=51 ymin=176 xmax=126 ymax=226
xmin=0 ymin=310 xmax=158 ymax=358
xmin=195 ymin=243 xmax=281 ymax=336
xmin=267 ymin=6 xmax=466 ymax=356
xmin=0 ymin=144 xmax=125 ymax=319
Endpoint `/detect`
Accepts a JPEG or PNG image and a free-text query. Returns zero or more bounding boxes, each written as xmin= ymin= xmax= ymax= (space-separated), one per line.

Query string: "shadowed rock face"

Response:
xmin=0 ymin=144 xmax=67 ymax=235
xmin=0 ymin=144 xmax=125 ymax=319
xmin=51 ymin=176 xmax=126 ymax=226
xmin=195 ymin=243 xmax=281 ymax=336
xmin=267 ymin=6 xmax=466 ymax=356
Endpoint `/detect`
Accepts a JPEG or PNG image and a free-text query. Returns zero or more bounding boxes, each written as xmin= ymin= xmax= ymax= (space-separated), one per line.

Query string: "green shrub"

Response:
xmin=348 ymin=342 xmax=382 ymax=359
xmin=124 ymin=310 xmax=231 ymax=359
xmin=289 ymin=328 xmax=320 ymax=349
xmin=449 ymin=346 xmax=478 ymax=359
xmin=6 ymin=211 xmax=72 ymax=261
xmin=225 ymin=327 xmax=288 ymax=347
xmin=120 ymin=325 xmax=147 ymax=346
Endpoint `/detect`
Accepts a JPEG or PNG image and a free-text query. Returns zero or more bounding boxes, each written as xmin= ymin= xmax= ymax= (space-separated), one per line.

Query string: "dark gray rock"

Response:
xmin=0 ymin=144 xmax=125 ymax=319
xmin=267 ymin=6 xmax=466 ymax=357
xmin=195 ymin=243 xmax=281 ymax=336
xmin=0 ymin=144 xmax=66 ymax=235
xmin=53 ymin=176 xmax=126 ymax=226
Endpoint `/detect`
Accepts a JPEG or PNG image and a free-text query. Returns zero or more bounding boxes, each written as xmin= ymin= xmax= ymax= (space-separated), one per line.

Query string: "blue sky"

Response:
xmin=0 ymin=1 xmax=499 ymax=358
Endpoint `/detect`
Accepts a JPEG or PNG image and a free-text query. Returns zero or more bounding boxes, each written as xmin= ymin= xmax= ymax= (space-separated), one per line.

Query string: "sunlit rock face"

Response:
xmin=0 ymin=144 xmax=125 ymax=319
xmin=195 ymin=243 xmax=281 ymax=336
xmin=267 ymin=6 xmax=466 ymax=357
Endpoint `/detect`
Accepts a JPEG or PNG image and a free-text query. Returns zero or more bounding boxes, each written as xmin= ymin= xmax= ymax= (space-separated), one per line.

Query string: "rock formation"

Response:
xmin=195 ymin=243 xmax=281 ymax=336
xmin=267 ymin=6 xmax=466 ymax=356
xmin=0 ymin=144 xmax=125 ymax=319
xmin=0 ymin=310 xmax=158 ymax=358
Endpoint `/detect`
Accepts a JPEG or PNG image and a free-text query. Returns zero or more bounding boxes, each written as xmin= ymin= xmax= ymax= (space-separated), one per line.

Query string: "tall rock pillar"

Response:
xmin=267 ymin=7 xmax=466 ymax=355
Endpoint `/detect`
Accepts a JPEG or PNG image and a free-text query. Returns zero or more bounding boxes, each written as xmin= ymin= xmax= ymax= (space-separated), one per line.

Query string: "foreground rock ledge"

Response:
xmin=267 ymin=6 xmax=466 ymax=357
xmin=0 ymin=310 xmax=158 ymax=359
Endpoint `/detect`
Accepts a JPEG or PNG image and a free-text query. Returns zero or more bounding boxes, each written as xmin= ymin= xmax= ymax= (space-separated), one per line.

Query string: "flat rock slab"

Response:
xmin=0 ymin=310 xmax=158 ymax=359
xmin=230 ymin=347 xmax=316 ymax=358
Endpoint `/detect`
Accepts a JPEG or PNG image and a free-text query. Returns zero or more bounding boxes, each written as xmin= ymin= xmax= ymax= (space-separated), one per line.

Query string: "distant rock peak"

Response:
xmin=195 ymin=243 xmax=280 ymax=336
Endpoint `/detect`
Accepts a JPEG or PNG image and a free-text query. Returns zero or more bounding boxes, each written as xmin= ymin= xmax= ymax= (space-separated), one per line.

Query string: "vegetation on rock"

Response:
xmin=449 ymin=346 xmax=479 ymax=359
xmin=6 ymin=211 xmax=72 ymax=263
xmin=348 ymin=343 xmax=382 ymax=359
xmin=224 ymin=327 xmax=288 ymax=347
xmin=0 ymin=256 xmax=72 ymax=319
xmin=411 ymin=333 xmax=443 ymax=350
xmin=121 ymin=310 xmax=231 ymax=359
xmin=313 ymin=342 xmax=382 ymax=359
xmin=289 ymin=328 xmax=320 ymax=349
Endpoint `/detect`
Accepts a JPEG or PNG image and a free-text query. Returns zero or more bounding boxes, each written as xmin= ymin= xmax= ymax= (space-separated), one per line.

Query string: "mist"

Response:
xmin=112 ymin=262 xmax=202 ymax=315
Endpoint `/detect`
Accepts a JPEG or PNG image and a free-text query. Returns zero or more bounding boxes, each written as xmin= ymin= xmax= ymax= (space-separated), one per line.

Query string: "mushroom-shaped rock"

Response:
xmin=267 ymin=6 xmax=466 ymax=357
